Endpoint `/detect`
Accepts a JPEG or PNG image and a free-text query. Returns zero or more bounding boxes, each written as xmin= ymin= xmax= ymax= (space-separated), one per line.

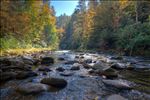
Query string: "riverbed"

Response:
xmin=0 ymin=50 xmax=150 ymax=100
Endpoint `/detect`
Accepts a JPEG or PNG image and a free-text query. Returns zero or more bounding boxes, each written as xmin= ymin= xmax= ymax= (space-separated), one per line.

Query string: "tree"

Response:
xmin=0 ymin=0 xmax=59 ymax=49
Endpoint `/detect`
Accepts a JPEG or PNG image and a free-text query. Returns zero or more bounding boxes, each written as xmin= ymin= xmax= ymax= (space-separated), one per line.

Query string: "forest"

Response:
xmin=1 ymin=0 xmax=59 ymax=50
xmin=0 ymin=1 xmax=150 ymax=100
xmin=58 ymin=0 xmax=150 ymax=56
xmin=0 ymin=0 xmax=150 ymax=56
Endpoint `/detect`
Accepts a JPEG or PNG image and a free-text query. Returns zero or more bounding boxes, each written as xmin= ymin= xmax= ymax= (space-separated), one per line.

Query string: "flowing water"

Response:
xmin=0 ymin=50 xmax=150 ymax=100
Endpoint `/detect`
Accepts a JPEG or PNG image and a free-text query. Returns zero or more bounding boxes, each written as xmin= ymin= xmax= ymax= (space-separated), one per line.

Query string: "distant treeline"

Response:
xmin=58 ymin=0 xmax=150 ymax=56
xmin=0 ymin=0 xmax=59 ymax=49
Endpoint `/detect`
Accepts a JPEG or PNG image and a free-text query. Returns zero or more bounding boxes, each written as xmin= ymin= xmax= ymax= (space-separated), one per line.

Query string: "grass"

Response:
xmin=0 ymin=48 xmax=52 ymax=56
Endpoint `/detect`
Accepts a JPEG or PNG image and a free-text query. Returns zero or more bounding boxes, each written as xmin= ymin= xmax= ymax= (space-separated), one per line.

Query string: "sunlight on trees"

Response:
xmin=58 ymin=0 xmax=150 ymax=56
xmin=0 ymin=0 xmax=58 ymax=50
xmin=0 ymin=0 xmax=149 ymax=56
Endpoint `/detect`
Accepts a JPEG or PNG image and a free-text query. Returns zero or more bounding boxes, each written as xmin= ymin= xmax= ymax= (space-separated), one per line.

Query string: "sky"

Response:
xmin=51 ymin=0 xmax=79 ymax=16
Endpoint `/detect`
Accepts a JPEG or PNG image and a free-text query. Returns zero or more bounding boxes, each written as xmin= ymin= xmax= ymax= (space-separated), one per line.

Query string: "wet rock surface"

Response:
xmin=102 ymin=79 xmax=132 ymax=89
xmin=70 ymin=66 xmax=80 ymax=70
xmin=56 ymin=67 xmax=65 ymax=72
xmin=15 ymin=71 xmax=37 ymax=79
xmin=16 ymin=82 xmax=49 ymax=94
xmin=41 ymin=77 xmax=67 ymax=88
xmin=106 ymin=94 xmax=127 ymax=100
xmin=41 ymin=57 xmax=54 ymax=65
xmin=60 ymin=71 xmax=74 ymax=76
xmin=38 ymin=66 xmax=52 ymax=72
xmin=0 ymin=50 xmax=150 ymax=100
xmin=0 ymin=72 xmax=17 ymax=81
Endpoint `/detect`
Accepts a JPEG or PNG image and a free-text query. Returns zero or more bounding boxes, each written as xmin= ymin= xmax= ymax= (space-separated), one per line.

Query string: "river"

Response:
xmin=0 ymin=50 xmax=150 ymax=100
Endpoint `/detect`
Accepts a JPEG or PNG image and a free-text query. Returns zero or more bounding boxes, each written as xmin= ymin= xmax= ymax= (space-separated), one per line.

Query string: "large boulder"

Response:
xmin=92 ymin=61 xmax=106 ymax=70
xmin=92 ymin=61 xmax=118 ymax=78
xmin=107 ymin=94 xmax=127 ymax=100
xmin=16 ymin=82 xmax=49 ymax=94
xmin=102 ymin=79 xmax=132 ymax=89
xmin=41 ymin=57 xmax=54 ymax=65
xmin=41 ymin=77 xmax=67 ymax=88
xmin=97 ymin=68 xmax=118 ymax=79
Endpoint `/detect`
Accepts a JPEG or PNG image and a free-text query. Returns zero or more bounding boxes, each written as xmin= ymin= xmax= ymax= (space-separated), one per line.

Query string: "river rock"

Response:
xmin=64 ymin=60 xmax=78 ymax=64
xmin=33 ymin=58 xmax=40 ymax=65
xmin=102 ymin=79 xmax=132 ymax=89
xmin=0 ymin=58 xmax=26 ymax=68
xmin=41 ymin=57 xmax=54 ymax=65
xmin=58 ymin=57 xmax=65 ymax=61
xmin=1 ymin=65 xmax=31 ymax=72
xmin=84 ymin=59 xmax=92 ymax=64
xmin=107 ymin=94 xmax=127 ymax=100
xmin=0 ymin=69 xmax=2 ymax=73
xmin=56 ymin=67 xmax=65 ymax=72
xmin=22 ymin=56 xmax=34 ymax=65
xmin=80 ymin=56 xmax=84 ymax=59
xmin=82 ymin=62 xmax=91 ymax=69
xmin=92 ymin=61 xmax=118 ymax=78
xmin=109 ymin=56 xmax=123 ymax=60
xmin=75 ymin=55 xmax=79 ymax=58
xmin=126 ymin=63 xmax=134 ymax=70
xmin=0 ymin=58 xmax=11 ymax=66
xmin=92 ymin=61 xmax=106 ymax=70
xmin=70 ymin=63 xmax=81 ymax=70
xmin=41 ymin=77 xmax=67 ymax=88
xmin=88 ymin=69 xmax=95 ymax=74
xmin=38 ymin=66 xmax=51 ymax=72
xmin=9 ymin=58 xmax=25 ymax=66
xmin=0 ymin=88 xmax=14 ymax=99
xmin=16 ymin=82 xmax=49 ymax=94
xmin=111 ymin=63 xmax=126 ymax=70
xmin=97 ymin=68 xmax=118 ymax=78
xmin=0 ymin=72 xmax=17 ymax=81
xmin=16 ymin=71 xmax=37 ymax=79
xmin=79 ymin=53 xmax=84 ymax=56
xmin=70 ymin=66 xmax=80 ymax=70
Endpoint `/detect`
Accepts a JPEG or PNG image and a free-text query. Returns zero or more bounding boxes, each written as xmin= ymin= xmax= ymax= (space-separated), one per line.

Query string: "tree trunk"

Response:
xmin=135 ymin=1 xmax=138 ymax=23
